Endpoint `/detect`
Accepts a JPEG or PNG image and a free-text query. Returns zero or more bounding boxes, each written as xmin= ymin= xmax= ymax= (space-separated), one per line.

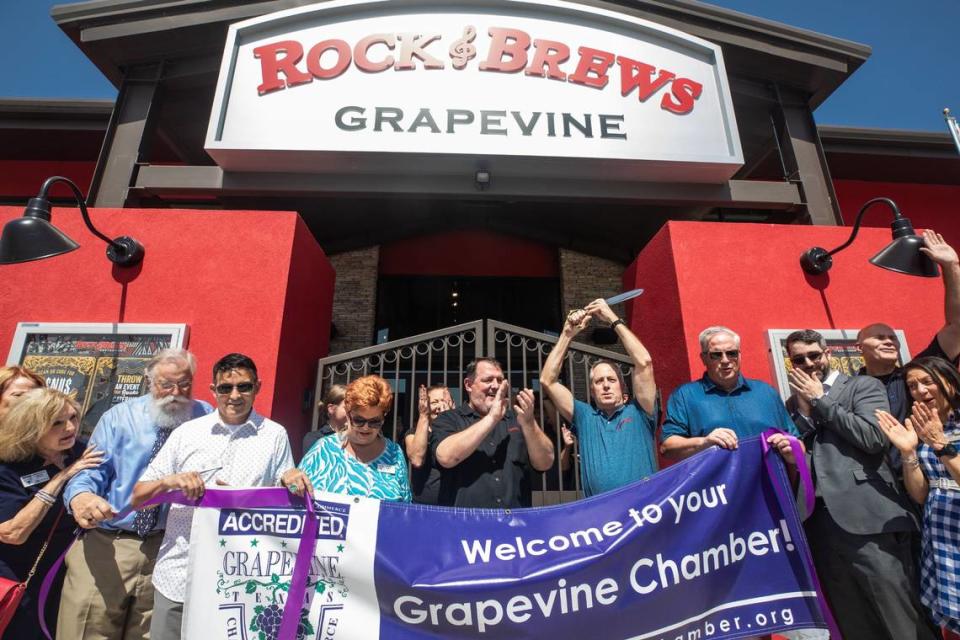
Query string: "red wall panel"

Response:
xmin=625 ymin=221 xmax=946 ymax=409
xmin=273 ymin=216 xmax=336 ymax=454
xmin=379 ymin=229 xmax=558 ymax=277
xmin=0 ymin=160 xmax=96 ymax=198
xmin=621 ymin=225 xmax=690 ymax=410
xmin=0 ymin=206 xmax=334 ymax=440
xmin=834 ymin=179 xmax=960 ymax=250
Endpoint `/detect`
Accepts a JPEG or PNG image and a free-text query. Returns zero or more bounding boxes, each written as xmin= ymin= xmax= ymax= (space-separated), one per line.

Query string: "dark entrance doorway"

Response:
xmin=375 ymin=275 xmax=562 ymax=342
xmin=375 ymin=229 xmax=562 ymax=342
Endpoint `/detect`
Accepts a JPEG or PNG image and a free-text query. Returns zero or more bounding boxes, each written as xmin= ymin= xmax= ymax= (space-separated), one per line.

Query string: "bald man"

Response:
xmin=857 ymin=230 xmax=960 ymax=421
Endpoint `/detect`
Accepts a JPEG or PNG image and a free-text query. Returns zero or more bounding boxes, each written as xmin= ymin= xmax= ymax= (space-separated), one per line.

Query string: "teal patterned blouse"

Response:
xmin=299 ymin=434 xmax=411 ymax=503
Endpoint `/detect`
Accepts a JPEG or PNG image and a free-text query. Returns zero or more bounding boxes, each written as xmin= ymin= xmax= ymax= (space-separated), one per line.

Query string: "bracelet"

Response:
xmin=34 ymin=490 xmax=56 ymax=506
xmin=610 ymin=318 xmax=625 ymax=331
xmin=903 ymin=456 xmax=921 ymax=469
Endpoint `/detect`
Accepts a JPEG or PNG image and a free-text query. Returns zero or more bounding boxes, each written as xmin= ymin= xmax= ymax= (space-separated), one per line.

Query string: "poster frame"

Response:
xmin=6 ymin=322 xmax=189 ymax=365
xmin=767 ymin=328 xmax=911 ymax=401
xmin=6 ymin=322 xmax=190 ymax=435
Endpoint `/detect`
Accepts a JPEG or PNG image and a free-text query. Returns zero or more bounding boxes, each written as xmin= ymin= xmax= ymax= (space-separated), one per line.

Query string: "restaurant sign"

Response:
xmin=206 ymin=0 xmax=743 ymax=183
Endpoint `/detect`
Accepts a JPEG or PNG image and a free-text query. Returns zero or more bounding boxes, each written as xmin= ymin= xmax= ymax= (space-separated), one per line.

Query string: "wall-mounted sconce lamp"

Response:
xmin=0 ymin=176 xmax=144 ymax=266
xmin=799 ymin=197 xmax=937 ymax=278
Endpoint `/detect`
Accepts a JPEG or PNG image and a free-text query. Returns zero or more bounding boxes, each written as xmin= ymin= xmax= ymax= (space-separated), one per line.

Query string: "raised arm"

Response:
xmin=435 ymin=384 xmax=508 ymax=468
xmin=793 ymin=372 xmax=887 ymax=454
xmin=585 ymin=299 xmax=656 ymax=415
xmin=876 ymin=411 xmax=928 ymax=505
xmin=405 ymin=386 xmax=431 ymax=468
xmin=922 ymin=230 xmax=960 ymax=360
xmin=910 ymin=401 xmax=960 ymax=488
xmin=540 ymin=310 xmax=591 ymax=423
xmin=515 ymin=388 xmax=555 ymax=472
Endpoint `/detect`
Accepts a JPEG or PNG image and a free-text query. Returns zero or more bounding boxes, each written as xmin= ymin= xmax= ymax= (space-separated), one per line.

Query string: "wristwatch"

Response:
xmin=934 ymin=443 xmax=959 ymax=459
xmin=610 ymin=318 xmax=625 ymax=331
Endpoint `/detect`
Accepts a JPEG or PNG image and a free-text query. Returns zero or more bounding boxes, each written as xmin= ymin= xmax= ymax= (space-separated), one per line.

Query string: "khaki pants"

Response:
xmin=56 ymin=528 xmax=162 ymax=640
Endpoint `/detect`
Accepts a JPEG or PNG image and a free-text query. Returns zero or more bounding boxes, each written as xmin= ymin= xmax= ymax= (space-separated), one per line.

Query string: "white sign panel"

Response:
xmin=206 ymin=0 xmax=744 ymax=183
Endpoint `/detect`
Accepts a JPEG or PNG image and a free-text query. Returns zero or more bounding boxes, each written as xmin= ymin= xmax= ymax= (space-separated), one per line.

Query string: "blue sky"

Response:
xmin=2 ymin=1 xmax=958 ymax=132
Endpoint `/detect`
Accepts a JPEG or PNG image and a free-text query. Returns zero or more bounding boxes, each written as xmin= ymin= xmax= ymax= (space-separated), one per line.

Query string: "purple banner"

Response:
xmin=373 ymin=435 xmax=831 ymax=639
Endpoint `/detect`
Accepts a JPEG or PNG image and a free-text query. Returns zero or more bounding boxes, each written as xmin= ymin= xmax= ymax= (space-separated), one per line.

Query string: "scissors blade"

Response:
xmin=605 ymin=288 xmax=644 ymax=306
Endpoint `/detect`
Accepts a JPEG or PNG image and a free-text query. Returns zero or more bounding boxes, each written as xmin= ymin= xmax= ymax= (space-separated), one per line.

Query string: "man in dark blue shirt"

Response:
xmin=661 ymin=326 xmax=797 ymax=460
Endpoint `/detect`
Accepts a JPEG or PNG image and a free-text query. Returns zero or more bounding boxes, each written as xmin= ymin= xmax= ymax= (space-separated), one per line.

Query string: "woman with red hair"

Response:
xmin=298 ymin=375 xmax=410 ymax=502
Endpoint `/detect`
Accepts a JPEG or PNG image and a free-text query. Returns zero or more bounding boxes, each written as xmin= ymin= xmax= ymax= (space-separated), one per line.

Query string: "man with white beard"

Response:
xmin=58 ymin=349 xmax=213 ymax=640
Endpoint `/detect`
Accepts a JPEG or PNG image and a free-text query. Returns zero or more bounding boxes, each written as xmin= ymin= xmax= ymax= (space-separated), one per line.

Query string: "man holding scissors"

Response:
xmin=540 ymin=294 xmax=659 ymax=496
xmin=59 ymin=349 xmax=213 ymax=640
xmin=131 ymin=353 xmax=310 ymax=640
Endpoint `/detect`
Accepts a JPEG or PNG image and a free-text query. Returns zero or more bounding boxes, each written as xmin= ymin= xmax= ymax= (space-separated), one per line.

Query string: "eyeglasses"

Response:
xmin=790 ymin=351 xmax=825 ymax=366
xmin=705 ymin=350 xmax=740 ymax=361
xmin=214 ymin=382 xmax=256 ymax=395
xmin=349 ymin=414 xmax=385 ymax=429
xmin=155 ymin=379 xmax=192 ymax=392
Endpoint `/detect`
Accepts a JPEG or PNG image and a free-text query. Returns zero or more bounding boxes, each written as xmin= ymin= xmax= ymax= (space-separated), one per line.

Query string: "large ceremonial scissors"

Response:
xmin=604 ymin=288 xmax=644 ymax=305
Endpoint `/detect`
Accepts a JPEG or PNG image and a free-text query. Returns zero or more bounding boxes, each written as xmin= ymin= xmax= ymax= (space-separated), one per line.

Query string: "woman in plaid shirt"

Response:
xmin=878 ymin=356 xmax=960 ymax=634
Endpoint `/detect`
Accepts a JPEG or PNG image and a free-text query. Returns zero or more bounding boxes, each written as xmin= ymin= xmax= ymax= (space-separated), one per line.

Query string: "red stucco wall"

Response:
xmin=0 ymin=206 xmax=334 ymax=450
xmin=834 ymin=179 xmax=960 ymax=249
xmin=625 ymin=220 xmax=947 ymax=400
xmin=379 ymin=229 xmax=559 ymax=277
xmin=0 ymin=160 xmax=96 ymax=199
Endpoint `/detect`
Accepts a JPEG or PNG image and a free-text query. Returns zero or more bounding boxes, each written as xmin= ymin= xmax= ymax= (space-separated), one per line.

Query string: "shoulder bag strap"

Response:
xmin=23 ymin=506 xmax=65 ymax=587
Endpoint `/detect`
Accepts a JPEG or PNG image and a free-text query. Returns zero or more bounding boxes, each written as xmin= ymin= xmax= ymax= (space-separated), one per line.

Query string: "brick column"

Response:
xmin=559 ymin=248 xmax=628 ymax=353
xmin=328 ymin=246 xmax=380 ymax=355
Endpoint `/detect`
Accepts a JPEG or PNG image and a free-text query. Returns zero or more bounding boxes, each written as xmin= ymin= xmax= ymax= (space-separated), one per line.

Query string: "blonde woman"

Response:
xmin=0 ymin=389 xmax=102 ymax=638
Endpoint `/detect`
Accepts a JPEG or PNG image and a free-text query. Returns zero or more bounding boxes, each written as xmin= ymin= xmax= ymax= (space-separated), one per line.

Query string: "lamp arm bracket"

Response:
xmin=38 ymin=176 xmax=120 ymax=250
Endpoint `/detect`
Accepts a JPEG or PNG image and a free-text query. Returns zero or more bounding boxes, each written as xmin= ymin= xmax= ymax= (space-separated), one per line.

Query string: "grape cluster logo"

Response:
xmin=207 ymin=503 xmax=352 ymax=640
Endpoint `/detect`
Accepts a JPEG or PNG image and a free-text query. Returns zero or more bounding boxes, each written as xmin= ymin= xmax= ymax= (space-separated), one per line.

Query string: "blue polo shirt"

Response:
xmin=660 ymin=374 xmax=798 ymax=442
xmin=572 ymin=398 xmax=658 ymax=497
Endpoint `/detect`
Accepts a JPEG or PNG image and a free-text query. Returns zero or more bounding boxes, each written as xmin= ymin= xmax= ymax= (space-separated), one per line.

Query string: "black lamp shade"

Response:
xmin=0 ymin=214 xmax=79 ymax=264
xmin=870 ymin=235 xmax=939 ymax=277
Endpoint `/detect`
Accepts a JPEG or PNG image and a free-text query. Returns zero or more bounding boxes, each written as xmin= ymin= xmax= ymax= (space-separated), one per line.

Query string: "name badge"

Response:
xmin=377 ymin=464 xmax=397 ymax=474
xmin=20 ymin=470 xmax=50 ymax=488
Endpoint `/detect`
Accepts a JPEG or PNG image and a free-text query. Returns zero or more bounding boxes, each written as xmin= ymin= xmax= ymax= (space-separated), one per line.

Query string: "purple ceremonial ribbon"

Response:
xmin=39 ymin=488 xmax=318 ymax=640
xmin=760 ymin=428 xmax=843 ymax=640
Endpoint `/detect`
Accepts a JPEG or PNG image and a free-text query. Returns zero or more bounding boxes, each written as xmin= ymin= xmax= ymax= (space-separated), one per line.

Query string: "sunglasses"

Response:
xmin=349 ymin=414 xmax=385 ymax=429
xmin=790 ymin=351 xmax=824 ymax=366
xmin=214 ymin=382 xmax=256 ymax=395
xmin=705 ymin=350 xmax=740 ymax=361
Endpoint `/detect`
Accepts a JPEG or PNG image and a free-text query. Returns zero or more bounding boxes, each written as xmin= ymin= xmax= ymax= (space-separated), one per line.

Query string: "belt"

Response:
xmin=929 ymin=477 xmax=960 ymax=491
xmin=93 ymin=527 xmax=164 ymax=539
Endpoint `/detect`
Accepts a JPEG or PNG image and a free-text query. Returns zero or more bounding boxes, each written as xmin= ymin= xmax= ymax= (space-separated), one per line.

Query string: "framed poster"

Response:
xmin=7 ymin=323 xmax=189 ymax=437
xmin=767 ymin=328 xmax=911 ymax=401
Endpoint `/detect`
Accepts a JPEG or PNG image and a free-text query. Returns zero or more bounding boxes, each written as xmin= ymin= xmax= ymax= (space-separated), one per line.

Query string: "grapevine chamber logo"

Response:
xmin=214 ymin=502 xmax=351 ymax=640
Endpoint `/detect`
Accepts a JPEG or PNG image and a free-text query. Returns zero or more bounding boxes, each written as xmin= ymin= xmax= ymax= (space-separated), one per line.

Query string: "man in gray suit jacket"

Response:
xmin=783 ymin=329 xmax=936 ymax=640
